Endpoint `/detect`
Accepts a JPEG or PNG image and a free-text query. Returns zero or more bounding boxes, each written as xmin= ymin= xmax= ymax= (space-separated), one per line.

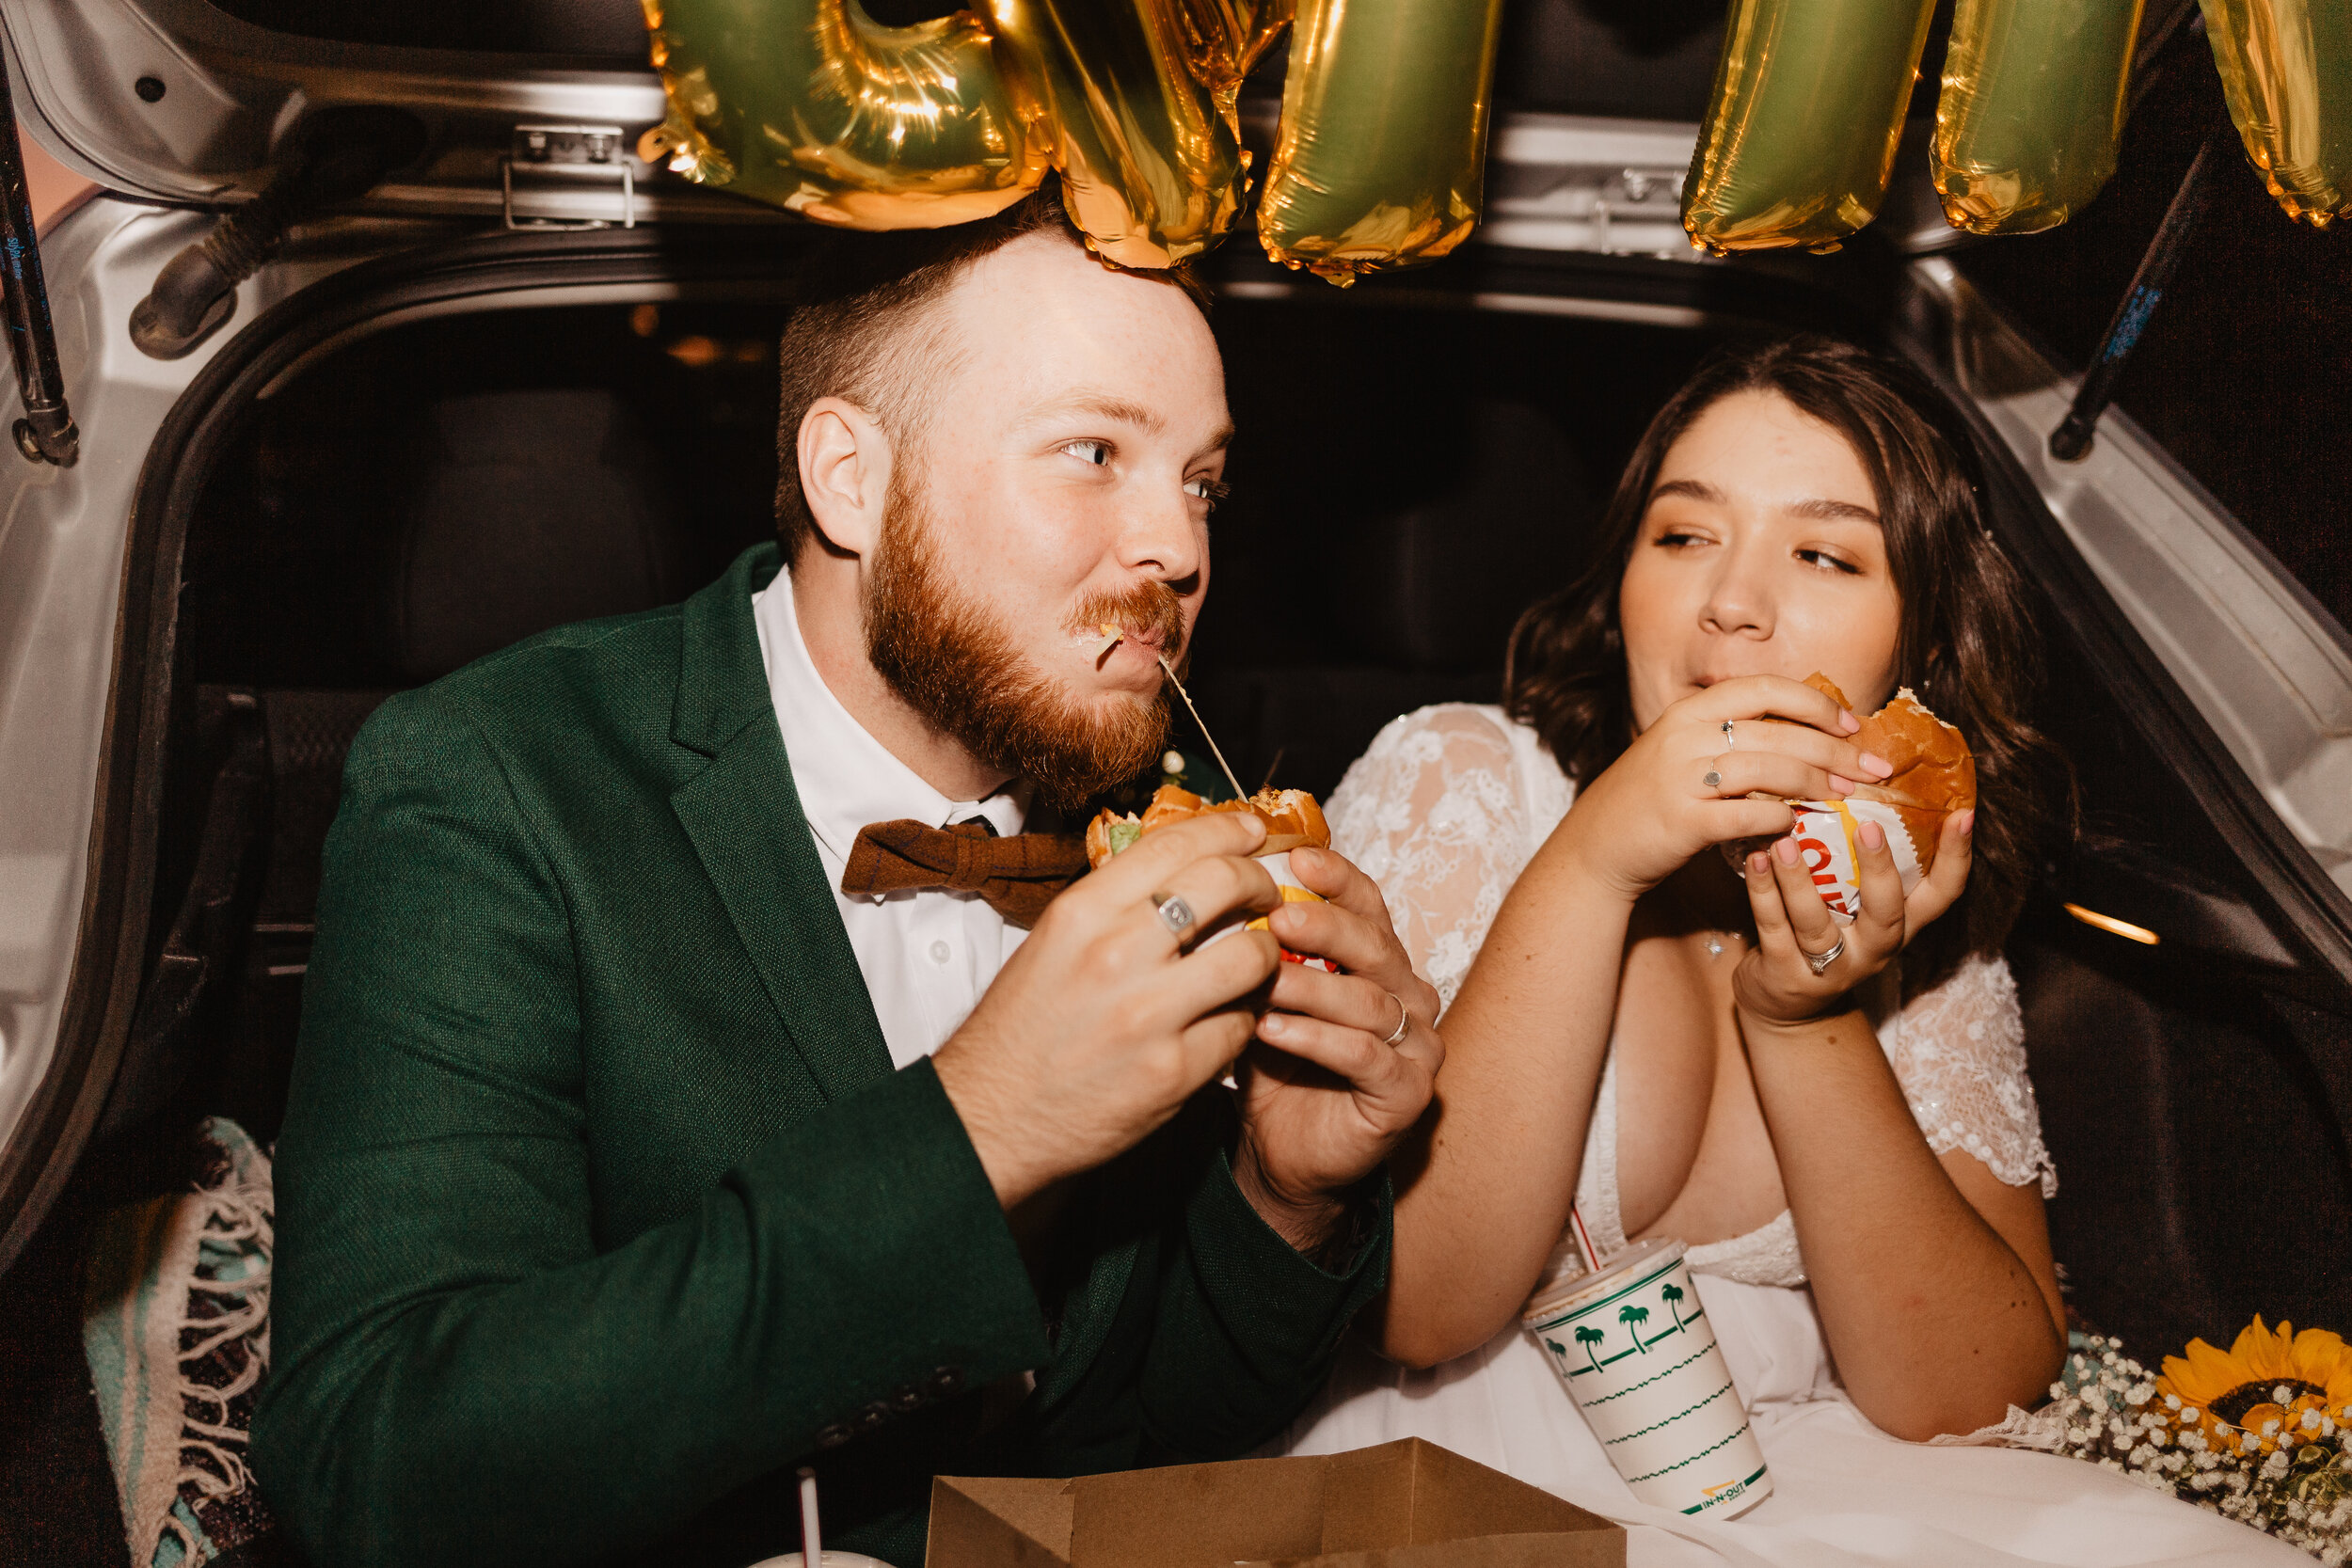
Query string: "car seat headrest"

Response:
xmin=1335 ymin=399 xmax=1591 ymax=673
xmin=377 ymin=386 xmax=686 ymax=683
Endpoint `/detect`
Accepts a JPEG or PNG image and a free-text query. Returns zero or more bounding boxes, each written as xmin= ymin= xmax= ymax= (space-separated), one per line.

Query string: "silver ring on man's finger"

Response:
xmin=1380 ymin=992 xmax=1410 ymax=1046
xmin=1150 ymin=891 xmax=1198 ymax=943
xmin=1801 ymin=933 xmax=1846 ymax=976
xmin=1722 ymin=720 xmax=1737 ymax=749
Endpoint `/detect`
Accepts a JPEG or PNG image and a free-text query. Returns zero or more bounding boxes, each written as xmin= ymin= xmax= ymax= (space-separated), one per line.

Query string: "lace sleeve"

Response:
xmin=1325 ymin=705 xmax=1534 ymax=1011
xmin=1881 ymin=953 xmax=2058 ymax=1196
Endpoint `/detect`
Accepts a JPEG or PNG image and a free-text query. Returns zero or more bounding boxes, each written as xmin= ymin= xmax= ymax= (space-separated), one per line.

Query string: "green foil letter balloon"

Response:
xmin=1258 ymin=0 xmax=1510 ymax=283
xmin=1933 ymin=0 xmax=2144 ymax=234
xmin=2201 ymin=0 xmax=2352 ymax=226
xmin=641 ymin=0 xmax=1046 ymax=230
xmin=1682 ymin=0 xmax=1940 ymax=253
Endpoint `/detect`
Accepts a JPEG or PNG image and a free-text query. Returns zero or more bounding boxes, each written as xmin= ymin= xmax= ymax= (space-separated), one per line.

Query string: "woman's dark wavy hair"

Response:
xmin=1502 ymin=336 xmax=2071 ymax=990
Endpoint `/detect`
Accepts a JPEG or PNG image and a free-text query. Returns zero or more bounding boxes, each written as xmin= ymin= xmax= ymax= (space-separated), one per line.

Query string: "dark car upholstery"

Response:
xmin=167 ymin=306 xmax=781 ymax=1140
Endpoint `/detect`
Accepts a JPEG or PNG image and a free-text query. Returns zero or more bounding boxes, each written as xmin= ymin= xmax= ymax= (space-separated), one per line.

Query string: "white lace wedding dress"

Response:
xmin=1282 ymin=705 xmax=2301 ymax=1567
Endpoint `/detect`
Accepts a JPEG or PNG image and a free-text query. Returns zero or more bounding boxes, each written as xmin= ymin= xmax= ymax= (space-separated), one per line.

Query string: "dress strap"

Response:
xmin=1575 ymin=1052 xmax=1629 ymax=1258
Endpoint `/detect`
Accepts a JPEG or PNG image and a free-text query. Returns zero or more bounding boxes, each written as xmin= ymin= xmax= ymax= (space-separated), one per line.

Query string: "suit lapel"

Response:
xmin=679 ymin=548 xmax=1139 ymax=1400
xmin=670 ymin=546 xmax=892 ymax=1102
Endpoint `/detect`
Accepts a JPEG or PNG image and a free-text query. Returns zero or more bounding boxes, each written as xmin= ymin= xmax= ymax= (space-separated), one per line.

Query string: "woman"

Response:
xmin=1283 ymin=339 xmax=2301 ymax=1565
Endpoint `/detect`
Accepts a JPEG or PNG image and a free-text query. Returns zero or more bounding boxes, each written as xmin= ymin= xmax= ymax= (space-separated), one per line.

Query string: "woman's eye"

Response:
xmin=1796 ymin=547 xmax=1862 ymax=576
xmin=1653 ymin=529 xmax=1708 ymax=549
xmin=1063 ymin=439 xmax=1112 ymax=467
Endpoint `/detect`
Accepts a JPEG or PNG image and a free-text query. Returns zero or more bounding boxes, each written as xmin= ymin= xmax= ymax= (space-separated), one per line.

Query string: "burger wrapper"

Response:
xmin=1200 ymin=850 xmax=1337 ymax=973
xmin=1724 ymin=799 xmax=1940 ymax=925
xmin=1203 ymin=851 xmax=1336 ymax=1091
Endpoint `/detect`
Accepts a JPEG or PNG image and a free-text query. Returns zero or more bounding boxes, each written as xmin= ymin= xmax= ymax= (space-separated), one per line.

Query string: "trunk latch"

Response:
xmin=503 ymin=125 xmax=636 ymax=231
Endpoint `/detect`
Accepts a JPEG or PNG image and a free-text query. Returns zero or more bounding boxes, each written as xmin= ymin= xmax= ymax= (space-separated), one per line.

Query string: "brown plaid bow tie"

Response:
xmin=841 ymin=818 xmax=1090 ymax=929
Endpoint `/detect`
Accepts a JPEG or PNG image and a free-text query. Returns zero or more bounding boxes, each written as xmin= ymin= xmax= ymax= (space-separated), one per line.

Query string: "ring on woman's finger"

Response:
xmin=1380 ymin=991 xmax=1410 ymax=1046
xmin=1722 ymin=719 xmax=1737 ymax=749
xmin=1702 ymin=768 xmax=1724 ymax=791
xmin=1799 ymin=932 xmax=1846 ymax=976
xmin=1149 ymin=890 xmax=1198 ymax=943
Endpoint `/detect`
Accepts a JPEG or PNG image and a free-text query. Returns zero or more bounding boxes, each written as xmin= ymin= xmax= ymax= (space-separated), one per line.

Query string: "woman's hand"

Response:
xmin=1551 ymin=674 xmax=1891 ymax=902
xmin=1733 ymin=807 xmax=1975 ymax=1024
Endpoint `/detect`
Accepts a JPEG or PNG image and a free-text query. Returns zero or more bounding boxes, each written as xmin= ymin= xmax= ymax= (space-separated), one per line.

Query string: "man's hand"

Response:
xmin=1238 ymin=847 xmax=1442 ymax=1257
xmin=934 ymin=812 xmax=1282 ymax=1210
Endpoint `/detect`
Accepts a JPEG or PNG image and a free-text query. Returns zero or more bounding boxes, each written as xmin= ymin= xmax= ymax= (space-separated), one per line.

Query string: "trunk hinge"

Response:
xmin=129 ymin=107 xmax=426 ymax=362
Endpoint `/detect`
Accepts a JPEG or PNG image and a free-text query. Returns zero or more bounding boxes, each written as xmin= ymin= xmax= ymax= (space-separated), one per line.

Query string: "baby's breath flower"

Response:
xmin=2029 ymin=1326 xmax=2352 ymax=1560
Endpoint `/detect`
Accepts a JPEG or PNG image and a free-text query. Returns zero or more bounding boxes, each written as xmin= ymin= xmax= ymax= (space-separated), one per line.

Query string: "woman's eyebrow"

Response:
xmin=1649 ymin=477 xmax=1721 ymax=504
xmin=1786 ymin=497 xmax=1881 ymax=523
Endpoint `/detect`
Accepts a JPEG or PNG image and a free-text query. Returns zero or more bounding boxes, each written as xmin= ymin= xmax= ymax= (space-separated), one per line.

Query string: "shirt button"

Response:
xmin=929 ymin=941 xmax=951 ymax=964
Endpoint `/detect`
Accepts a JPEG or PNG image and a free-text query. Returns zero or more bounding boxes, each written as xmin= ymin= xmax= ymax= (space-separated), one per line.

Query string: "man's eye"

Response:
xmin=1185 ymin=476 xmax=1231 ymax=509
xmin=1063 ymin=439 xmax=1112 ymax=467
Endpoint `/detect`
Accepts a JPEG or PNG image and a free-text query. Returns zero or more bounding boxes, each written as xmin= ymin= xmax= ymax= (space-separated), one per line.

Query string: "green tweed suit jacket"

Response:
xmin=251 ymin=544 xmax=1389 ymax=1568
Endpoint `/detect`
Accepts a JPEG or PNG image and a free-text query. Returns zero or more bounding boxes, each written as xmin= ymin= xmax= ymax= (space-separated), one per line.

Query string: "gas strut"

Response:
xmin=0 ymin=59 xmax=77 ymax=467
xmin=2049 ymin=135 xmax=2227 ymax=463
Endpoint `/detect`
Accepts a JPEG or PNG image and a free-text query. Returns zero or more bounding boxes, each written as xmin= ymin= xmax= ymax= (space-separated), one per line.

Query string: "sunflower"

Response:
xmin=2155 ymin=1316 xmax=2352 ymax=1456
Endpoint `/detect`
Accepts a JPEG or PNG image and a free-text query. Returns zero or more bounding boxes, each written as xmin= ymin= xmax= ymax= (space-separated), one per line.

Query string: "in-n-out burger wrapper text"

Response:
xmin=1729 ymin=674 xmax=1977 ymax=923
xmin=1089 ymin=784 xmax=1337 ymax=972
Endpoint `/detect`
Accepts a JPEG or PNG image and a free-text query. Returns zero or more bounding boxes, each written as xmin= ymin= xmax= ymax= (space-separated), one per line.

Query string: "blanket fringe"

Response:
xmin=84 ymin=1119 xmax=275 ymax=1568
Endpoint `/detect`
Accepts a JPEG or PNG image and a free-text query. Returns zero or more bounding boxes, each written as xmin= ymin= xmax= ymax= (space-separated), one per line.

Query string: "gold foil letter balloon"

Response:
xmin=986 ymin=0 xmax=1256 ymax=268
xmin=2201 ymin=0 xmax=2352 ymax=226
xmin=1681 ymin=0 xmax=1940 ymax=253
xmin=1257 ymin=0 xmax=1510 ymax=283
xmin=640 ymin=0 xmax=1046 ymax=230
xmin=643 ymin=0 xmax=1508 ymax=277
xmin=1933 ymin=0 xmax=2145 ymax=234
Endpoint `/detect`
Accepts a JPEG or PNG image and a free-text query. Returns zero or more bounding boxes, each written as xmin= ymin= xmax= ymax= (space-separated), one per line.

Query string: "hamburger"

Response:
xmin=1085 ymin=784 xmax=1330 ymax=868
xmin=1088 ymin=784 xmax=1336 ymax=971
xmin=1803 ymin=673 xmax=1976 ymax=878
xmin=1732 ymin=674 xmax=1975 ymax=920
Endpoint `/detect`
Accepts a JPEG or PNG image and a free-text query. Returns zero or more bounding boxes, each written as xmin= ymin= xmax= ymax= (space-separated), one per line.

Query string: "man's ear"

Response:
xmin=798 ymin=397 xmax=894 ymax=559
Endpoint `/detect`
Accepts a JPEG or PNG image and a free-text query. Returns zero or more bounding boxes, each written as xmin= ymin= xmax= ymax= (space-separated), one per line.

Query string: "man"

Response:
xmin=252 ymin=184 xmax=1443 ymax=1567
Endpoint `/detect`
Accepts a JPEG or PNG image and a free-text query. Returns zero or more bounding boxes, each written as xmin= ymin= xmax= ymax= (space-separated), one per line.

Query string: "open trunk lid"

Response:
xmin=0 ymin=0 xmax=771 ymax=226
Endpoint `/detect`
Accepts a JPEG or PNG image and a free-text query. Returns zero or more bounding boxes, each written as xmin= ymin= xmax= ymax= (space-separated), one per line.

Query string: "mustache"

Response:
xmin=1073 ymin=581 xmax=1188 ymax=665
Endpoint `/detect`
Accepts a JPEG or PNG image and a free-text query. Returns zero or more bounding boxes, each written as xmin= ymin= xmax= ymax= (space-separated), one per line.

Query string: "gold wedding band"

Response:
xmin=1380 ymin=991 xmax=1410 ymax=1046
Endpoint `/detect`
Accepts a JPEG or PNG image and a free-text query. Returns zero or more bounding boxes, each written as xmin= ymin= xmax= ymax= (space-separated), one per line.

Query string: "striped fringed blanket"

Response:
xmin=81 ymin=1118 xmax=279 ymax=1567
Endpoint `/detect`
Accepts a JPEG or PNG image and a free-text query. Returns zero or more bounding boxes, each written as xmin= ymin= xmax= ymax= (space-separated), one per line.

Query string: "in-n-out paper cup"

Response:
xmin=1523 ymin=1239 xmax=1771 ymax=1518
xmin=1724 ymin=797 xmax=1931 ymax=925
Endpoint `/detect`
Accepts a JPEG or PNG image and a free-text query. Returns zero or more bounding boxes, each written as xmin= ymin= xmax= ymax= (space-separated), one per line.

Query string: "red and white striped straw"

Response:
xmin=798 ymin=1466 xmax=822 ymax=1567
xmin=1567 ymin=1204 xmax=1603 ymax=1276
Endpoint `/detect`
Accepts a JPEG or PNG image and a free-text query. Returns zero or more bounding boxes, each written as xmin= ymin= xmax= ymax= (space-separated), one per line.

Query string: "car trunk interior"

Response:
xmin=97 ymin=245 xmax=2352 ymax=1392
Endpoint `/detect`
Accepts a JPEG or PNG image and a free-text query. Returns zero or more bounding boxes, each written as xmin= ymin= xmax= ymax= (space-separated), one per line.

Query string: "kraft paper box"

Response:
xmin=927 ymin=1438 xmax=1625 ymax=1568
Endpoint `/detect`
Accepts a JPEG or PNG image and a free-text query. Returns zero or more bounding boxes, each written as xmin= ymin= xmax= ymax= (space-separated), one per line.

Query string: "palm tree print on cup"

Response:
xmin=1575 ymin=1324 xmax=1606 ymax=1372
xmin=1621 ymin=1302 xmax=1651 ymax=1352
xmin=1661 ymin=1281 xmax=1687 ymax=1335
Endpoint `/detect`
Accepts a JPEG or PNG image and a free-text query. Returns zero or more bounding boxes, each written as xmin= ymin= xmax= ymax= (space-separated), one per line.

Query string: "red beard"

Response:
xmin=864 ymin=475 xmax=1184 ymax=811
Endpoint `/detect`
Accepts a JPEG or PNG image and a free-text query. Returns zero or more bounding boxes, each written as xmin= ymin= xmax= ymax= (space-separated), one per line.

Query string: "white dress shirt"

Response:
xmin=750 ymin=567 xmax=1033 ymax=1070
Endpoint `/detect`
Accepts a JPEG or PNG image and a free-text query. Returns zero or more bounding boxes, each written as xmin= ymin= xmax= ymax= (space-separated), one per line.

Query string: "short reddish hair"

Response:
xmin=773 ymin=179 xmax=1207 ymax=561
